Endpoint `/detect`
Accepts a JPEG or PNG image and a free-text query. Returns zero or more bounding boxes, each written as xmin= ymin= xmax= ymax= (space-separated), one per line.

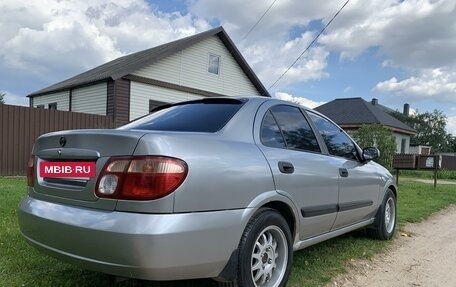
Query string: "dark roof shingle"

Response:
xmin=315 ymin=97 xmax=416 ymax=134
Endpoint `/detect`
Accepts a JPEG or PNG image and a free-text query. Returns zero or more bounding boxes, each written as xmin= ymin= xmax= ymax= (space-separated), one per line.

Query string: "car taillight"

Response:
xmin=27 ymin=155 xmax=35 ymax=187
xmin=95 ymin=156 xmax=188 ymax=200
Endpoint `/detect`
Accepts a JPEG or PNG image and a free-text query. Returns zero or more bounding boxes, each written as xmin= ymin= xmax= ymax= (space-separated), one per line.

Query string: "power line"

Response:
xmin=268 ymin=0 xmax=350 ymax=90
xmin=240 ymin=0 xmax=278 ymax=42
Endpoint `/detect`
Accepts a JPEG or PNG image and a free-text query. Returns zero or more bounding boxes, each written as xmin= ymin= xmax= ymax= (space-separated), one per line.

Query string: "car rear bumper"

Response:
xmin=18 ymin=195 xmax=250 ymax=280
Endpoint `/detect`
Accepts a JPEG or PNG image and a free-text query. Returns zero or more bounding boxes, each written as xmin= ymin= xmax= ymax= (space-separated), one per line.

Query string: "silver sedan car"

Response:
xmin=18 ymin=97 xmax=397 ymax=287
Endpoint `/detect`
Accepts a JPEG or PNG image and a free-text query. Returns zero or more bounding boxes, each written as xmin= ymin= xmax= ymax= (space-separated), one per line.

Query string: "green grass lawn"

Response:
xmin=1 ymin=177 xmax=455 ymax=287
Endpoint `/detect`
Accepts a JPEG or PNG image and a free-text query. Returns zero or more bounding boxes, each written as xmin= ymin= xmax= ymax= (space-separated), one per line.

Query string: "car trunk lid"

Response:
xmin=30 ymin=129 xmax=147 ymax=210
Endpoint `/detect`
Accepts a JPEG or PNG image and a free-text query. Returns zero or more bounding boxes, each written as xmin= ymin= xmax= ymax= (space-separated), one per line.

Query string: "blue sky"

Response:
xmin=1 ymin=0 xmax=456 ymax=133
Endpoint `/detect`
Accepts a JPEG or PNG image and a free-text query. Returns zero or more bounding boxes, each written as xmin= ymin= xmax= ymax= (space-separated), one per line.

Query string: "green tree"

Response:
xmin=0 ymin=92 xmax=4 ymax=104
xmin=415 ymin=110 xmax=449 ymax=152
xmin=444 ymin=134 xmax=456 ymax=152
xmin=353 ymin=124 xmax=396 ymax=169
xmin=390 ymin=109 xmax=449 ymax=152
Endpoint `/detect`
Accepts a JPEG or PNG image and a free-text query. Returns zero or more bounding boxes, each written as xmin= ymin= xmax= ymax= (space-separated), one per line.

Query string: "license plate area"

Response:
xmin=40 ymin=162 xmax=96 ymax=179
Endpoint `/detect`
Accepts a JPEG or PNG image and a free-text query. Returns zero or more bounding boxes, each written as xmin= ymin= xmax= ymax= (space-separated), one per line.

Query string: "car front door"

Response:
xmin=255 ymin=103 xmax=340 ymax=240
xmin=307 ymin=112 xmax=381 ymax=229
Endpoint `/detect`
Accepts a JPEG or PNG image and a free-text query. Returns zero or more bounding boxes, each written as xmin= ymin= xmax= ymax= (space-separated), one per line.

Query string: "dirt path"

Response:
xmin=411 ymin=178 xmax=456 ymax=185
xmin=329 ymin=205 xmax=456 ymax=287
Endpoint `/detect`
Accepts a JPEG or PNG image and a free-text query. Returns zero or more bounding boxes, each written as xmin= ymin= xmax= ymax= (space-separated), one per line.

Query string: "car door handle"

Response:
xmin=339 ymin=168 xmax=349 ymax=177
xmin=278 ymin=161 xmax=294 ymax=174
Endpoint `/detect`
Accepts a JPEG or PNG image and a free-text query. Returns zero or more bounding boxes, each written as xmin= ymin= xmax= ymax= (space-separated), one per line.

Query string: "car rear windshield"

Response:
xmin=120 ymin=98 xmax=247 ymax=133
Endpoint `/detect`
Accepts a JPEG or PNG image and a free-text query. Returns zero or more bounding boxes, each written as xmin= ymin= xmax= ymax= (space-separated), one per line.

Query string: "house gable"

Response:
xmin=27 ymin=26 xmax=268 ymax=124
xmin=131 ymin=36 xmax=259 ymax=97
xmin=28 ymin=26 xmax=268 ymax=98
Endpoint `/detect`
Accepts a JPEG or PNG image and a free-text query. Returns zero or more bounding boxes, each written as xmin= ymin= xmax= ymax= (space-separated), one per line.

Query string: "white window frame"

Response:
xmin=208 ymin=53 xmax=221 ymax=75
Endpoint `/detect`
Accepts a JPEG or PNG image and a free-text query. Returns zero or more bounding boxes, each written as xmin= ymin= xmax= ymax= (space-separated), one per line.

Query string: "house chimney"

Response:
xmin=403 ymin=103 xmax=410 ymax=116
xmin=371 ymin=98 xmax=378 ymax=105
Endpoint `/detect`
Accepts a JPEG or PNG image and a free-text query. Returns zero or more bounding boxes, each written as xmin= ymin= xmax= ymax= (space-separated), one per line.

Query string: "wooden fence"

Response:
xmin=0 ymin=104 xmax=114 ymax=176
xmin=441 ymin=155 xmax=456 ymax=170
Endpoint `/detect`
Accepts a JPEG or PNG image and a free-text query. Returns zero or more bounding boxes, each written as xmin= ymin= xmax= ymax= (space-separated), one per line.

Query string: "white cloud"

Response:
xmin=243 ymin=33 xmax=330 ymax=89
xmin=447 ymin=116 xmax=456 ymax=135
xmin=409 ymin=107 xmax=418 ymax=116
xmin=319 ymin=0 xmax=456 ymax=69
xmin=343 ymin=86 xmax=352 ymax=93
xmin=189 ymin=0 xmax=340 ymax=43
xmin=189 ymin=0 xmax=339 ymax=89
xmin=317 ymin=0 xmax=456 ymax=108
xmin=0 ymin=0 xmax=210 ymax=83
xmin=1 ymin=91 xmax=28 ymax=106
xmin=189 ymin=0 xmax=456 ymax=107
xmin=274 ymin=92 xmax=326 ymax=109
xmin=373 ymin=68 xmax=456 ymax=102
xmin=1 ymin=0 xmax=456 ymax=122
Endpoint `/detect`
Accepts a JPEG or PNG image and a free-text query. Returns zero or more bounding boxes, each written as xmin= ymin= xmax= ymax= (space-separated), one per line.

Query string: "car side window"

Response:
xmin=269 ymin=105 xmax=321 ymax=153
xmin=261 ymin=110 xmax=286 ymax=148
xmin=307 ymin=112 xmax=358 ymax=160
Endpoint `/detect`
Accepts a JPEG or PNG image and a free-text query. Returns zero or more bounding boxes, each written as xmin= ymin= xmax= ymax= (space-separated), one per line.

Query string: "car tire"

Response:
xmin=368 ymin=189 xmax=397 ymax=240
xmin=233 ymin=208 xmax=293 ymax=287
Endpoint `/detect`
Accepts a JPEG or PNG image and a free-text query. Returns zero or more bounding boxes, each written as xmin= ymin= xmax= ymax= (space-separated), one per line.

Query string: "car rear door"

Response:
xmin=307 ymin=112 xmax=381 ymax=229
xmin=254 ymin=102 xmax=339 ymax=240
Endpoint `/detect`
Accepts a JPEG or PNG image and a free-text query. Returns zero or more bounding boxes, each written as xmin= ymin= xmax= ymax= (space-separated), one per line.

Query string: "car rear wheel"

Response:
xmin=235 ymin=208 xmax=293 ymax=287
xmin=369 ymin=189 xmax=396 ymax=240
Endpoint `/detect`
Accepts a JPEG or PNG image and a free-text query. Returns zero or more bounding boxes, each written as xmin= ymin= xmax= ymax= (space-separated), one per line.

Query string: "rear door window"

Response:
xmin=121 ymin=98 xmax=246 ymax=133
xmin=261 ymin=110 xmax=286 ymax=148
xmin=268 ymin=105 xmax=321 ymax=153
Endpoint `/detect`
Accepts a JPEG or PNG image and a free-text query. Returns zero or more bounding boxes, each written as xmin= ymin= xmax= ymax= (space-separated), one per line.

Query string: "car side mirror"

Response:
xmin=362 ymin=147 xmax=379 ymax=161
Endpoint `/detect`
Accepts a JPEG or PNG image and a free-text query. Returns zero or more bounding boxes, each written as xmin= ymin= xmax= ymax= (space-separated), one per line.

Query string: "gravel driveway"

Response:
xmin=329 ymin=205 xmax=456 ymax=287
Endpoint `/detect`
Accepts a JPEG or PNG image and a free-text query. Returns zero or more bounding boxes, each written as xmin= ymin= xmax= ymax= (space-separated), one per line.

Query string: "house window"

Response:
xmin=208 ymin=54 xmax=221 ymax=75
xmin=36 ymin=104 xmax=45 ymax=109
xmin=48 ymin=102 xmax=57 ymax=110
xmin=149 ymin=100 xmax=167 ymax=113
xmin=401 ymin=138 xmax=407 ymax=154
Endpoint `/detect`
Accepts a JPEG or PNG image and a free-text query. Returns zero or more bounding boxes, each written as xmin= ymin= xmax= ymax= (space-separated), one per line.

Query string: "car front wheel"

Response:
xmin=236 ymin=208 xmax=293 ymax=287
xmin=369 ymin=189 xmax=397 ymax=240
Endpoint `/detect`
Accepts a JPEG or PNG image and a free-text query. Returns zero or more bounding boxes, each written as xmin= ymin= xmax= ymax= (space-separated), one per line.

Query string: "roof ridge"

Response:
xmin=361 ymin=98 xmax=382 ymax=124
xmin=363 ymin=99 xmax=416 ymax=132
xmin=334 ymin=97 xmax=362 ymax=100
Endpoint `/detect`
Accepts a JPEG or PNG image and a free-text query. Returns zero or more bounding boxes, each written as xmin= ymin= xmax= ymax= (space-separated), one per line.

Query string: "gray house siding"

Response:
xmin=127 ymin=35 xmax=260 ymax=121
xmin=129 ymin=81 xmax=202 ymax=121
xmin=394 ymin=132 xmax=410 ymax=154
xmin=131 ymin=36 xmax=260 ymax=98
xmin=71 ymin=82 xmax=107 ymax=115
xmin=32 ymin=91 xmax=70 ymax=111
